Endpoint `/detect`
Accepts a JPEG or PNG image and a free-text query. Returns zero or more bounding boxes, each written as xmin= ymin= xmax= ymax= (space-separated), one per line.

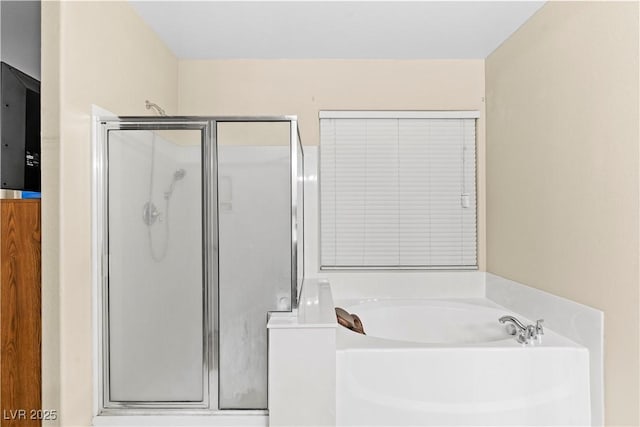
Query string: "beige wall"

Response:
xmin=486 ymin=2 xmax=639 ymax=426
xmin=179 ymin=59 xmax=487 ymax=269
xmin=41 ymin=1 xmax=179 ymax=425
xmin=217 ymin=122 xmax=291 ymax=146
xmin=41 ymin=1 xmax=61 ymax=424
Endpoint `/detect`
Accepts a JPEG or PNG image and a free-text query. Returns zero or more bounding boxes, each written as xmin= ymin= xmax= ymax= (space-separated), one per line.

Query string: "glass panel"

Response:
xmin=217 ymin=121 xmax=291 ymax=409
xmin=296 ymin=134 xmax=304 ymax=299
xmin=107 ymin=129 xmax=204 ymax=402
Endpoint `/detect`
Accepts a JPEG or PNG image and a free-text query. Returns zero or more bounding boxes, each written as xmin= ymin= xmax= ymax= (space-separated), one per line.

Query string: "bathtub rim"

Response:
xmin=334 ymin=296 xmax=587 ymax=351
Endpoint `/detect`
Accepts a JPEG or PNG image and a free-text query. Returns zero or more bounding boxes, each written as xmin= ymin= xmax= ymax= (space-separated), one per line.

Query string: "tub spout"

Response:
xmin=499 ymin=315 xmax=527 ymax=333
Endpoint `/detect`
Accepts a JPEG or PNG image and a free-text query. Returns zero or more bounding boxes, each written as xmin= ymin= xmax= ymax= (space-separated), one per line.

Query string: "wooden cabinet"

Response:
xmin=0 ymin=199 xmax=41 ymax=426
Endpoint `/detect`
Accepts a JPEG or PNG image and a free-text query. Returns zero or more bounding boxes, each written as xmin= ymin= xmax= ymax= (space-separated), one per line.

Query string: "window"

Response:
xmin=319 ymin=111 xmax=478 ymax=269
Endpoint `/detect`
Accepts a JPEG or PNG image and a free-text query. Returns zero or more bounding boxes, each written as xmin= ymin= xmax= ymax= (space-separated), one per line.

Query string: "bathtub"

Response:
xmin=335 ymin=297 xmax=591 ymax=426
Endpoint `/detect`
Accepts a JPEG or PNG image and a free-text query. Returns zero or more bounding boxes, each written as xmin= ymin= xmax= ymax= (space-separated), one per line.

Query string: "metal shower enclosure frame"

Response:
xmin=93 ymin=115 xmax=303 ymax=413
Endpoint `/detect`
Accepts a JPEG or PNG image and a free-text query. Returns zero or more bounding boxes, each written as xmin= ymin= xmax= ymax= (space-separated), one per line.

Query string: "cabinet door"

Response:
xmin=1 ymin=199 xmax=41 ymax=426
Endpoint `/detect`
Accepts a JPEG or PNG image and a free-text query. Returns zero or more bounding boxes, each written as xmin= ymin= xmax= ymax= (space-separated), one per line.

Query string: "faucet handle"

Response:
xmin=505 ymin=323 xmax=518 ymax=336
xmin=516 ymin=333 xmax=528 ymax=344
xmin=535 ymin=319 xmax=544 ymax=336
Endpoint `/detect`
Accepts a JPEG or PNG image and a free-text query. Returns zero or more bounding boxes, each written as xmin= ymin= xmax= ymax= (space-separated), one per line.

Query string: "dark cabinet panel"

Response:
xmin=1 ymin=199 xmax=41 ymax=426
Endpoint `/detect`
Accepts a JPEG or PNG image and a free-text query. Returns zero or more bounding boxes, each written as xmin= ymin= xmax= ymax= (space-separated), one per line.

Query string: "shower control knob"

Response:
xmin=142 ymin=201 xmax=160 ymax=226
xmin=505 ymin=323 xmax=518 ymax=335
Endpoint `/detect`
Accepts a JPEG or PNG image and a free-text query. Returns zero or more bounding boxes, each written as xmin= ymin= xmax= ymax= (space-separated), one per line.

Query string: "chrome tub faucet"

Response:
xmin=499 ymin=315 xmax=544 ymax=344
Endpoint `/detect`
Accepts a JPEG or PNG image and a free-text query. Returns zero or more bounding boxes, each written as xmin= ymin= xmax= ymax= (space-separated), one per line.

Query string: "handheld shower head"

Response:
xmin=164 ymin=168 xmax=187 ymax=199
xmin=174 ymin=168 xmax=186 ymax=180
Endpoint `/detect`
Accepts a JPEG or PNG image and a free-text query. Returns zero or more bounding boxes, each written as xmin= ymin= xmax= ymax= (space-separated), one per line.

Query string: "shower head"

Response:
xmin=174 ymin=168 xmax=186 ymax=181
xmin=164 ymin=169 xmax=187 ymax=200
xmin=145 ymin=100 xmax=166 ymax=117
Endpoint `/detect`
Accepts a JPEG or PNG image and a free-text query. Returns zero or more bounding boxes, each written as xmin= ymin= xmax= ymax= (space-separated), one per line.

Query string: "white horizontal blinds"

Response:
xmin=398 ymin=119 xmax=431 ymax=266
xmin=320 ymin=115 xmax=477 ymax=268
xmin=461 ymin=120 xmax=477 ymax=266
xmin=407 ymin=118 xmax=477 ymax=267
xmin=363 ymin=120 xmax=399 ymax=266
xmin=319 ymin=119 xmax=337 ymax=266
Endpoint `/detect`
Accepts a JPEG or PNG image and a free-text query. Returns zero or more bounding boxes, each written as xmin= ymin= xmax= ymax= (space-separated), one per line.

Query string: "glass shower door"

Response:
xmin=100 ymin=120 xmax=215 ymax=409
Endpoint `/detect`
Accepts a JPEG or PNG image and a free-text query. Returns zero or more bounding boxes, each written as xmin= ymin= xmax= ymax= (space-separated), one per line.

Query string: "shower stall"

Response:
xmin=95 ymin=116 xmax=304 ymax=412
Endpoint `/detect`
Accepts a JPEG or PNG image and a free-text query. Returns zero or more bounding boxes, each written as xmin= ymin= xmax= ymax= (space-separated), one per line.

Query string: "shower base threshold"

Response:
xmin=92 ymin=412 xmax=268 ymax=427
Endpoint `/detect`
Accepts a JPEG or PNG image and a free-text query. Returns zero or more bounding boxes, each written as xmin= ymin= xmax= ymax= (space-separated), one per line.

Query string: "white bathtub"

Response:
xmin=335 ymin=297 xmax=591 ymax=426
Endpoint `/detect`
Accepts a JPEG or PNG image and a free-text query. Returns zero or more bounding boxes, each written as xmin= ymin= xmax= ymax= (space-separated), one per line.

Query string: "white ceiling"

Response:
xmin=130 ymin=1 xmax=545 ymax=60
